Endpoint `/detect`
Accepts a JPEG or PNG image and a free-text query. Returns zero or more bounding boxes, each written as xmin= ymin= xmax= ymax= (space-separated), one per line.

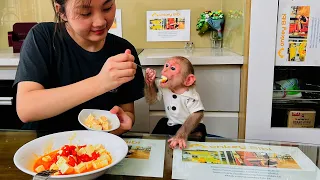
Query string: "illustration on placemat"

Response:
xmin=182 ymin=150 xmax=223 ymax=164
xmin=126 ymin=145 xmax=152 ymax=159
xmin=182 ymin=149 xmax=300 ymax=169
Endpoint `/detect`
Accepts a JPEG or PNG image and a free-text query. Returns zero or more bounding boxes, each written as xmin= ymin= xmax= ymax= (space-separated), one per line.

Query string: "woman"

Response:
xmin=13 ymin=0 xmax=144 ymax=135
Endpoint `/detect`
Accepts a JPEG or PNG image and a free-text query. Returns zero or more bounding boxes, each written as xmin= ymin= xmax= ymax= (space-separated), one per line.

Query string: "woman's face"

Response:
xmin=63 ymin=0 xmax=116 ymax=42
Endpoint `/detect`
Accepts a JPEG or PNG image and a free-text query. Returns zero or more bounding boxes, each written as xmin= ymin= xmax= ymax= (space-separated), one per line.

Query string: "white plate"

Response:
xmin=78 ymin=109 xmax=120 ymax=132
xmin=13 ymin=130 xmax=128 ymax=180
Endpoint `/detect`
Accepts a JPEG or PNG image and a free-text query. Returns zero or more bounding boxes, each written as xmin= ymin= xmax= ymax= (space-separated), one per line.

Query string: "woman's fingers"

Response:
xmin=112 ymin=61 xmax=137 ymax=70
xmin=116 ymin=69 xmax=136 ymax=78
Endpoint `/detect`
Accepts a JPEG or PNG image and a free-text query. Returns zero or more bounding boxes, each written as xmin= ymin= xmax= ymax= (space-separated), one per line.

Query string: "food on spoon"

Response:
xmin=33 ymin=144 xmax=112 ymax=175
xmin=160 ymin=75 xmax=168 ymax=83
xmin=84 ymin=114 xmax=111 ymax=130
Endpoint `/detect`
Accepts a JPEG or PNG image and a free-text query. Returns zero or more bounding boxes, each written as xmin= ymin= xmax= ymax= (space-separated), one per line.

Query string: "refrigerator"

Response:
xmin=246 ymin=0 xmax=320 ymax=144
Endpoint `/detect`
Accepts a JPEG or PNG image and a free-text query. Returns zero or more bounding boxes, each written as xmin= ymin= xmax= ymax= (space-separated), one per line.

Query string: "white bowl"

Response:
xmin=13 ymin=130 xmax=128 ymax=180
xmin=78 ymin=109 xmax=120 ymax=132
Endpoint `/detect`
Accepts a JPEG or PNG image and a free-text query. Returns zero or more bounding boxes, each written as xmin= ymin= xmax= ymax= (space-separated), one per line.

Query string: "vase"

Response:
xmin=210 ymin=31 xmax=222 ymax=49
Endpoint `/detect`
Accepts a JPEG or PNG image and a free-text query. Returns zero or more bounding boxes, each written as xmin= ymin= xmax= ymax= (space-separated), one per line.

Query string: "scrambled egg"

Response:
xmin=84 ymin=114 xmax=111 ymax=131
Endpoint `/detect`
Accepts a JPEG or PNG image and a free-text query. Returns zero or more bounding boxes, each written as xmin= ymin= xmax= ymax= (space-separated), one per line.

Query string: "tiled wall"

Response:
xmin=0 ymin=0 xmax=245 ymax=54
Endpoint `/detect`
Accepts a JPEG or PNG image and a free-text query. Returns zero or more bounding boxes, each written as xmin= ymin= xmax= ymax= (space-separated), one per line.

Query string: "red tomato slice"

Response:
xmin=68 ymin=156 xmax=77 ymax=167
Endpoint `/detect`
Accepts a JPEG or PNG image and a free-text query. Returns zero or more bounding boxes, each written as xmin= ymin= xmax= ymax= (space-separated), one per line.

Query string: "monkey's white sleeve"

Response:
xmin=186 ymin=90 xmax=205 ymax=114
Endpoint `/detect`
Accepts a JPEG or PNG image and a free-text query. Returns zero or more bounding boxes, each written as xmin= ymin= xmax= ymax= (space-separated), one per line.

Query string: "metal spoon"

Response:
xmin=135 ymin=63 xmax=162 ymax=79
xmin=33 ymin=169 xmax=58 ymax=180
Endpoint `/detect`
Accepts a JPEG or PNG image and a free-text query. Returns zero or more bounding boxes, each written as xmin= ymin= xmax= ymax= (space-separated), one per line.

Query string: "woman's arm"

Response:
xmin=16 ymin=76 xmax=104 ymax=123
xmin=16 ymin=51 xmax=136 ymax=123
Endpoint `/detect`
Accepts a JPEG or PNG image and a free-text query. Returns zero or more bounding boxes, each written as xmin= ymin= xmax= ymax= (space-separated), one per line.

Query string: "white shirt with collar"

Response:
xmin=155 ymin=80 xmax=205 ymax=126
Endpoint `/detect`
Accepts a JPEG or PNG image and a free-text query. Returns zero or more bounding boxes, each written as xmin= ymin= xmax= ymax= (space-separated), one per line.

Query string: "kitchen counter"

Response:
xmin=0 ymin=48 xmax=243 ymax=80
xmin=0 ymin=48 xmax=243 ymax=67
xmin=0 ymin=49 xmax=19 ymax=67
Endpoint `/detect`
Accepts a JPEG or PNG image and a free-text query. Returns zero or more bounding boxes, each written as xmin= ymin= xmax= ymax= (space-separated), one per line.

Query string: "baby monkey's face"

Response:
xmin=160 ymin=59 xmax=185 ymax=89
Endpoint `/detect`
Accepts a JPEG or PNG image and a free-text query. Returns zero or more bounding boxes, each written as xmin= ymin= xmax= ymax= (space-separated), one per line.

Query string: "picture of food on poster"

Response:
xmin=146 ymin=10 xmax=190 ymax=41
xmin=276 ymin=0 xmax=320 ymax=66
xmin=106 ymin=139 xmax=166 ymax=178
xmin=172 ymin=142 xmax=320 ymax=180
xmin=108 ymin=9 xmax=122 ymax=37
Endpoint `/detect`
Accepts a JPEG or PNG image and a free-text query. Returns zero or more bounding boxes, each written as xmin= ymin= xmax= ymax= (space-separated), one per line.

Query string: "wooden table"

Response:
xmin=1 ymin=130 xmax=319 ymax=180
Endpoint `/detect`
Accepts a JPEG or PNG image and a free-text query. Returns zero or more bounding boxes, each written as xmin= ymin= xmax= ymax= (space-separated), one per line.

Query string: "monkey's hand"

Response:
xmin=168 ymin=111 xmax=204 ymax=149
xmin=144 ymin=68 xmax=159 ymax=105
xmin=168 ymin=134 xmax=187 ymax=149
xmin=145 ymin=68 xmax=156 ymax=85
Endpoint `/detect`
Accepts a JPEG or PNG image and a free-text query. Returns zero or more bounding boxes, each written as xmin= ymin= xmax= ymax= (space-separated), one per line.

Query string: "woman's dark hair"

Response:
xmin=51 ymin=0 xmax=67 ymax=37
xmin=50 ymin=0 xmax=91 ymax=49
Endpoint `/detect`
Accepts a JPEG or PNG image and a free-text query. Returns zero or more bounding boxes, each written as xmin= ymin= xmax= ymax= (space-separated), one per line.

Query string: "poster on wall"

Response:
xmin=276 ymin=0 xmax=320 ymax=66
xmin=146 ymin=10 xmax=191 ymax=42
xmin=108 ymin=9 xmax=122 ymax=37
xmin=106 ymin=138 xmax=166 ymax=178
xmin=172 ymin=142 xmax=320 ymax=180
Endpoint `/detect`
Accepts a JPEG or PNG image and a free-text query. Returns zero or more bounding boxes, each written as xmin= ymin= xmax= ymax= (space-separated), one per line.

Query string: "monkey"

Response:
xmin=144 ymin=56 xmax=206 ymax=149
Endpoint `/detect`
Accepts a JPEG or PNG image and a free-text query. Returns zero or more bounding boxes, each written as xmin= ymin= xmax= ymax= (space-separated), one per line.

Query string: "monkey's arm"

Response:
xmin=144 ymin=82 xmax=159 ymax=105
xmin=175 ymin=111 xmax=204 ymax=139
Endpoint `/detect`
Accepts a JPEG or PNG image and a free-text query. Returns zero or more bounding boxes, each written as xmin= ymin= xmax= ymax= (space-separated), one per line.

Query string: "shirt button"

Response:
xmin=172 ymin=106 xmax=176 ymax=111
xmin=172 ymin=95 xmax=177 ymax=99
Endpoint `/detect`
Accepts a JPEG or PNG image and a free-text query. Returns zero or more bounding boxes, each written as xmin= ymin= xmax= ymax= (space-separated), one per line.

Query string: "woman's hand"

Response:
xmin=110 ymin=106 xmax=133 ymax=135
xmin=145 ymin=68 xmax=156 ymax=85
xmin=97 ymin=49 xmax=137 ymax=92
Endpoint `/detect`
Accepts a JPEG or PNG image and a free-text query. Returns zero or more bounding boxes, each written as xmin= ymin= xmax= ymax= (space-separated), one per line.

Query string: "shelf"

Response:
xmin=273 ymin=89 xmax=320 ymax=102
xmin=273 ymin=98 xmax=320 ymax=102
xmin=273 ymin=90 xmax=320 ymax=93
xmin=273 ymin=98 xmax=320 ymax=104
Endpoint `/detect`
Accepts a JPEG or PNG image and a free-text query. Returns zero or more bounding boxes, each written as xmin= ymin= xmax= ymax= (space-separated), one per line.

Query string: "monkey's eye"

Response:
xmin=165 ymin=63 xmax=169 ymax=67
xmin=171 ymin=66 xmax=176 ymax=71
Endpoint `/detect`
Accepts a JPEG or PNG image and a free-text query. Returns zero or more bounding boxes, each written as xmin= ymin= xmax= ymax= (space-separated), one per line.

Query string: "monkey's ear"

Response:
xmin=184 ymin=74 xmax=196 ymax=87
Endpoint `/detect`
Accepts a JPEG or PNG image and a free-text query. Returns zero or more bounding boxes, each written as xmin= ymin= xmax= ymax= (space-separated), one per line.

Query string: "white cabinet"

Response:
xmin=150 ymin=65 xmax=241 ymax=112
xmin=149 ymin=111 xmax=165 ymax=134
xmin=246 ymin=0 xmax=320 ymax=144
xmin=131 ymin=97 xmax=149 ymax=133
xmin=202 ymin=113 xmax=238 ymax=139
xmin=195 ymin=66 xmax=240 ymax=112
xmin=0 ymin=67 xmax=16 ymax=80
